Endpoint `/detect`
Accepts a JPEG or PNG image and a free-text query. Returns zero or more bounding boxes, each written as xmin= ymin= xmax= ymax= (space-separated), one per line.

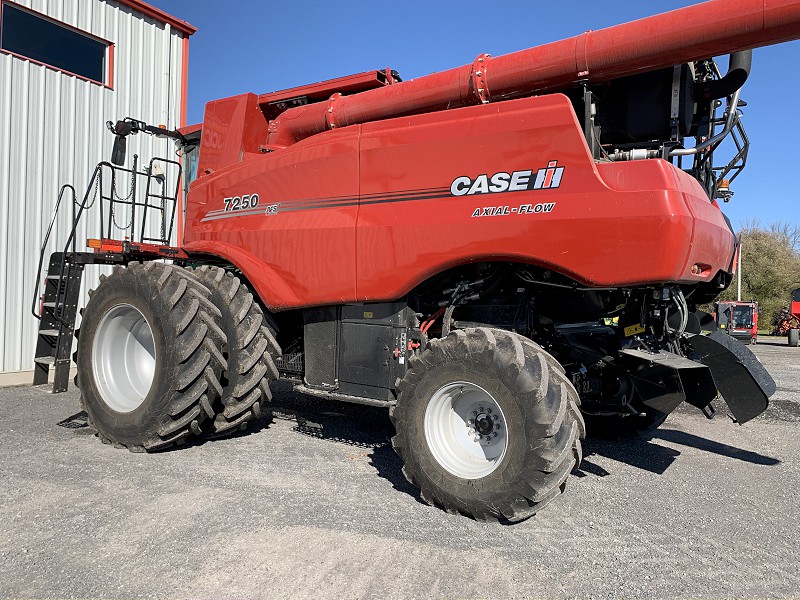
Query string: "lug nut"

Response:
xmin=493 ymin=432 xmax=498 ymax=437
xmin=491 ymin=414 xmax=498 ymax=421
xmin=494 ymin=423 xmax=500 ymax=430
xmin=486 ymin=407 xmax=492 ymax=414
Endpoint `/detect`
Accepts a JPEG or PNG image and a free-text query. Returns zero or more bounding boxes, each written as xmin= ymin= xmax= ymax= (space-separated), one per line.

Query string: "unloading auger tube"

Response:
xmin=267 ymin=0 xmax=800 ymax=147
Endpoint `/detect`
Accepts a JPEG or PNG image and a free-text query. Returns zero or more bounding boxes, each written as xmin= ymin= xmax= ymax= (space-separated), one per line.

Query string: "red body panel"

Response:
xmin=791 ymin=297 xmax=800 ymax=320
xmin=184 ymin=95 xmax=735 ymax=311
xmin=186 ymin=127 xmax=360 ymax=310
xmin=197 ymin=93 xmax=269 ymax=177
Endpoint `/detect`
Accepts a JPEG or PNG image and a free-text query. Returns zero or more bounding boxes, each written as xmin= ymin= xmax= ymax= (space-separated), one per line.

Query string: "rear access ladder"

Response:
xmin=32 ymin=252 xmax=85 ymax=392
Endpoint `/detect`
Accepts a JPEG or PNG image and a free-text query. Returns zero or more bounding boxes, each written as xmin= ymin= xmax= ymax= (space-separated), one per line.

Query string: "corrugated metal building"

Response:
xmin=0 ymin=0 xmax=195 ymax=377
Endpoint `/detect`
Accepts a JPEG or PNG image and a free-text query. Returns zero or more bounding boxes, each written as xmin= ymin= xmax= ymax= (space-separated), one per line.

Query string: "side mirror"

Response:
xmin=111 ymin=135 xmax=127 ymax=166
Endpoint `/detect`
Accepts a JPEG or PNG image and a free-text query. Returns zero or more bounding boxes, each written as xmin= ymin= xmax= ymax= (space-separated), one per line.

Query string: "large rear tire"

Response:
xmin=76 ymin=262 xmax=226 ymax=451
xmin=391 ymin=328 xmax=584 ymax=522
xmin=188 ymin=266 xmax=280 ymax=435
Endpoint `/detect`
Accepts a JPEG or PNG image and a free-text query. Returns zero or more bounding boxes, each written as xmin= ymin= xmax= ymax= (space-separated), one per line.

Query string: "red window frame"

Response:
xmin=0 ymin=0 xmax=115 ymax=89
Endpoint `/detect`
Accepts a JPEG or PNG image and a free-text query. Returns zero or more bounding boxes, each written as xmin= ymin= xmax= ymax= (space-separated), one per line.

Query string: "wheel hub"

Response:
xmin=424 ymin=381 xmax=508 ymax=479
xmin=91 ymin=303 xmax=156 ymax=413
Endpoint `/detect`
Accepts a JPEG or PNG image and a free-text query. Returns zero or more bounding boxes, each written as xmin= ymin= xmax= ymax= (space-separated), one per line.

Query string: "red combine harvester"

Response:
xmin=32 ymin=1 xmax=800 ymax=521
xmin=716 ymin=300 xmax=760 ymax=344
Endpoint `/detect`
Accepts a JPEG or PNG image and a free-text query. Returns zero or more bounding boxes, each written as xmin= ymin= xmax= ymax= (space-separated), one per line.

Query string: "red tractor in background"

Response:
xmin=31 ymin=1 xmax=800 ymax=522
xmin=716 ymin=300 xmax=760 ymax=345
xmin=775 ymin=288 xmax=800 ymax=346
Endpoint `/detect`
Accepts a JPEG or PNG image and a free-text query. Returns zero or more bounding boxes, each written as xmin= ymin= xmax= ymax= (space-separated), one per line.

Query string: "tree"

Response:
xmin=769 ymin=221 xmax=800 ymax=253
xmin=718 ymin=222 xmax=800 ymax=329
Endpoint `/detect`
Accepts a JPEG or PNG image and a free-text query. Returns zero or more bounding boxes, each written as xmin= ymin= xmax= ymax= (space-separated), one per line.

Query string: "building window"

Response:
xmin=0 ymin=2 xmax=111 ymax=85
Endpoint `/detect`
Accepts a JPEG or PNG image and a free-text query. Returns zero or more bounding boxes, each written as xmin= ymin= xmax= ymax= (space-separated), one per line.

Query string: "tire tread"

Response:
xmin=189 ymin=266 xmax=280 ymax=437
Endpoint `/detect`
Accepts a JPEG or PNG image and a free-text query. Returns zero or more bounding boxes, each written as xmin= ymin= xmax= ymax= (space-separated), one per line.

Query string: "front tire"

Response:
xmin=789 ymin=329 xmax=799 ymax=347
xmin=76 ymin=262 xmax=226 ymax=451
xmin=391 ymin=328 xmax=584 ymax=522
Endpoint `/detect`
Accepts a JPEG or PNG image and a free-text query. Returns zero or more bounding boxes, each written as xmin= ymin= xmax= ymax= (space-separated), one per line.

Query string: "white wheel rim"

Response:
xmin=424 ymin=381 xmax=508 ymax=479
xmin=92 ymin=303 xmax=156 ymax=413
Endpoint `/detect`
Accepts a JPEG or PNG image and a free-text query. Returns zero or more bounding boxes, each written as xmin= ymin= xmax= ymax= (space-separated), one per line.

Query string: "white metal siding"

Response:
xmin=0 ymin=0 xmax=188 ymax=373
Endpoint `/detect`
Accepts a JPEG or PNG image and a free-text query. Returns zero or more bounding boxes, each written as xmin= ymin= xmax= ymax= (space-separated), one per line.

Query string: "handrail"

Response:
xmin=140 ymin=156 xmax=183 ymax=244
xmin=32 ymin=157 xmax=182 ymax=325
xmin=669 ymin=88 xmax=741 ymax=157
xmin=31 ymin=184 xmax=76 ymax=320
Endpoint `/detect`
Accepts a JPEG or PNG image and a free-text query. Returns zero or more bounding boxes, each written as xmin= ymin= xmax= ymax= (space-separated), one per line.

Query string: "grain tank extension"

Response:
xmin=33 ymin=1 xmax=798 ymax=521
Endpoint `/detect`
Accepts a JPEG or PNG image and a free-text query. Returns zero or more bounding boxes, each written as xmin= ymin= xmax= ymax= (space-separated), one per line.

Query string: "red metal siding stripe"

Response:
xmin=177 ymin=34 xmax=190 ymax=245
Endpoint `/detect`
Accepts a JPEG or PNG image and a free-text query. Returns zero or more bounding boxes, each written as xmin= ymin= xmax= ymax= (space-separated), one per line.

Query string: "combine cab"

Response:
xmin=31 ymin=1 xmax=800 ymax=522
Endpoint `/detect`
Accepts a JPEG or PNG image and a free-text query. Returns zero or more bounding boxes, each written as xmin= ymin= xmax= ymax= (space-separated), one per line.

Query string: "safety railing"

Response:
xmin=32 ymin=155 xmax=182 ymax=322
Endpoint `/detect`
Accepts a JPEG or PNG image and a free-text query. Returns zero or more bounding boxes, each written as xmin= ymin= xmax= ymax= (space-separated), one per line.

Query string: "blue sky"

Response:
xmin=155 ymin=0 xmax=799 ymax=231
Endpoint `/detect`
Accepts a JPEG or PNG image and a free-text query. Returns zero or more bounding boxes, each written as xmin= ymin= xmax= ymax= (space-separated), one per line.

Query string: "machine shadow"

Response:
xmin=58 ymin=385 xmax=778 ymax=491
xmin=577 ymin=435 xmax=681 ymax=476
xmin=651 ymin=428 xmax=780 ymax=465
xmin=269 ymin=382 xmax=422 ymax=499
xmin=266 ymin=384 xmax=701 ymax=512
xmin=577 ymin=425 xmax=781 ymax=477
xmin=56 ymin=410 xmax=90 ymax=429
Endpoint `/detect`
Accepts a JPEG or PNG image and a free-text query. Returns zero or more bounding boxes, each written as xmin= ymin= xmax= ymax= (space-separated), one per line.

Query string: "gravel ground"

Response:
xmin=1 ymin=336 xmax=798 ymax=599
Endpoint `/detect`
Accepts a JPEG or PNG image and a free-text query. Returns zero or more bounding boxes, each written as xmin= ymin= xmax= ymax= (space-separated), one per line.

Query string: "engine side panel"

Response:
xmin=356 ymin=94 xmax=734 ymax=300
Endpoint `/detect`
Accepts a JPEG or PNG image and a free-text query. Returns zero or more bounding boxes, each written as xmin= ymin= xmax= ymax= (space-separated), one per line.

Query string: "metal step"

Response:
xmin=33 ymin=253 xmax=85 ymax=392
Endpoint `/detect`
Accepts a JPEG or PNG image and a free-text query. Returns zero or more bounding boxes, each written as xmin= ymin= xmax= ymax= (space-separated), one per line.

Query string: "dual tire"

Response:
xmin=76 ymin=263 xmax=278 ymax=451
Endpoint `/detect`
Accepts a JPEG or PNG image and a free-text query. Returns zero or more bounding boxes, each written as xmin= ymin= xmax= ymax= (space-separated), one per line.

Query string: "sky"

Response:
xmin=154 ymin=0 xmax=799 ymax=231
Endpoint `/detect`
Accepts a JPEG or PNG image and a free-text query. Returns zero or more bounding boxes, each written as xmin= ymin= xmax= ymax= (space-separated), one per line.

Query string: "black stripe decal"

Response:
xmin=202 ymin=188 xmax=452 ymax=221
xmin=278 ymin=191 xmax=453 ymax=213
xmin=205 ymin=187 xmax=450 ymax=215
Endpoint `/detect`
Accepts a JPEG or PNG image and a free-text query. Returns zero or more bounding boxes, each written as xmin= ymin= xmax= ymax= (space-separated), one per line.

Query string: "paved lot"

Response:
xmin=1 ymin=337 xmax=799 ymax=599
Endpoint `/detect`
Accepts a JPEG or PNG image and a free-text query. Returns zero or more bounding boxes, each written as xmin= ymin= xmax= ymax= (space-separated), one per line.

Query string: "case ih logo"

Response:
xmin=450 ymin=161 xmax=565 ymax=196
